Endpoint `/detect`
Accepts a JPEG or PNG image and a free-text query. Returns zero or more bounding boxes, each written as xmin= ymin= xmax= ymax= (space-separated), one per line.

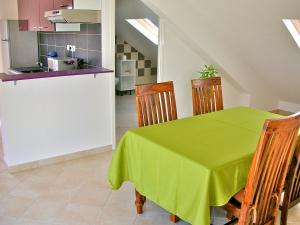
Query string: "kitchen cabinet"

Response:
xmin=39 ymin=0 xmax=55 ymax=31
xmin=17 ymin=0 xmax=30 ymax=31
xmin=28 ymin=0 xmax=40 ymax=31
xmin=18 ymin=0 xmax=54 ymax=32
xmin=54 ymin=0 xmax=73 ymax=9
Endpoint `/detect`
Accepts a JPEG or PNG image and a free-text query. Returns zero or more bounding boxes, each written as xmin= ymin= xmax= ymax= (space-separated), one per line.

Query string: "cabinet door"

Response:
xmin=18 ymin=0 xmax=30 ymax=31
xmin=28 ymin=0 xmax=40 ymax=31
xmin=54 ymin=0 xmax=73 ymax=9
xmin=39 ymin=0 xmax=54 ymax=31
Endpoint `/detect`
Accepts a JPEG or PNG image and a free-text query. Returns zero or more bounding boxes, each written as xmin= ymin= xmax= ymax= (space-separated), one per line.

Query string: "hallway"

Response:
xmin=116 ymin=94 xmax=138 ymax=144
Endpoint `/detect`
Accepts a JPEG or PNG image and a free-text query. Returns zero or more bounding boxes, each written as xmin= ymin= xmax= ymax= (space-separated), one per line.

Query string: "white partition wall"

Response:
xmin=0 ymin=74 xmax=114 ymax=166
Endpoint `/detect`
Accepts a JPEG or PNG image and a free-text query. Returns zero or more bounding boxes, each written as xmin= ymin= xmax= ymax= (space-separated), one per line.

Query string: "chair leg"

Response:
xmin=224 ymin=218 xmax=238 ymax=225
xmin=280 ymin=206 xmax=288 ymax=225
xmin=170 ymin=213 xmax=180 ymax=223
xmin=135 ymin=190 xmax=145 ymax=214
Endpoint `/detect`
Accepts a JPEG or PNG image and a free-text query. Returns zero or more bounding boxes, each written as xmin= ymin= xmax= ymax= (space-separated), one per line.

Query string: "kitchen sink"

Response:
xmin=10 ymin=67 xmax=48 ymax=74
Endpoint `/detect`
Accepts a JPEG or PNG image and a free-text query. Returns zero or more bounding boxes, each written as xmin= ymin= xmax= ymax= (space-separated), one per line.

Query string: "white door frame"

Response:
xmin=102 ymin=0 xmax=116 ymax=149
xmin=107 ymin=0 xmax=164 ymax=148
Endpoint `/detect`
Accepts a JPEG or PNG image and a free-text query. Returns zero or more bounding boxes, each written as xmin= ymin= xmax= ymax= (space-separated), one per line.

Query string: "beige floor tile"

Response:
xmin=0 ymin=173 xmax=21 ymax=198
xmin=0 ymin=194 xmax=35 ymax=218
xmin=285 ymin=204 xmax=300 ymax=223
xmin=100 ymin=208 xmax=137 ymax=225
xmin=105 ymin=183 xmax=136 ymax=210
xmin=100 ymin=183 xmax=137 ymax=225
xmin=31 ymin=164 xmax=63 ymax=180
xmin=15 ymin=218 xmax=53 ymax=225
xmin=0 ymin=215 xmax=19 ymax=225
xmin=70 ymin=183 xmax=111 ymax=207
xmin=54 ymin=203 xmax=101 ymax=225
xmin=134 ymin=216 xmax=176 ymax=225
xmin=51 ymin=172 xmax=87 ymax=191
xmin=36 ymin=187 xmax=74 ymax=205
xmin=134 ymin=200 xmax=190 ymax=225
xmin=11 ymin=170 xmax=37 ymax=182
xmin=8 ymin=182 xmax=43 ymax=199
xmin=22 ymin=199 xmax=67 ymax=222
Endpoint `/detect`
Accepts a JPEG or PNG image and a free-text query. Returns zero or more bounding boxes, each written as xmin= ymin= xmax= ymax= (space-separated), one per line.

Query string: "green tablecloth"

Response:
xmin=108 ymin=107 xmax=280 ymax=225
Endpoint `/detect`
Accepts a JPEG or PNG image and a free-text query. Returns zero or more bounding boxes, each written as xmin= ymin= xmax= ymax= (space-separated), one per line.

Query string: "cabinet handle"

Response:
xmin=59 ymin=4 xmax=72 ymax=8
xmin=33 ymin=26 xmax=38 ymax=29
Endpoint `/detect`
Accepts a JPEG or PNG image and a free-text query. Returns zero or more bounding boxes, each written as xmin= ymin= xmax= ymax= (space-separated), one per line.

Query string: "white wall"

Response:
xmin=278 ymin=101 xmax=300 ymax=113
xmin=74 ymin=0 xmax=102 ymax=10
xmin=142 ymin=0 xmax=281 ymax=112
xmin=116 ymin=0 xmax=158 ymax=67
xmin=158 ymin=20 xmax=249 ymax=118
xmin=0 ymin=74 xmax=113 ymax=166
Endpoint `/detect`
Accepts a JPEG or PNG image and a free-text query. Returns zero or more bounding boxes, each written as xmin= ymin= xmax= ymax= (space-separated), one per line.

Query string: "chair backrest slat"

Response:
xmin=191 ymin=77 xmax=223 ymax=116
xmin=290 ymin=141 xmax=300 ymax=203
xmin=135 ymin=81 xmax=177 ymax=127
xmin=238 ymin=113 xmax=300 ymax=225
xmin=160 ymin=92 xmax=168 ymax=123
xmin=146 ymin=95 xmax=153 ymax=125
xmin=155 ymin=93 xmax=163 ymax=123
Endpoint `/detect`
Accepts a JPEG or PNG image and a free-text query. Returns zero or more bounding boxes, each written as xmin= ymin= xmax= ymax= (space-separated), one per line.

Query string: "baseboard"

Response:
xmin=278 ymin=101 xmax=300 ymax=113
xmin=8 ymin=145 xmax=112 ymax=173
xmin=270 ymin=109 xmax=294 ymax=116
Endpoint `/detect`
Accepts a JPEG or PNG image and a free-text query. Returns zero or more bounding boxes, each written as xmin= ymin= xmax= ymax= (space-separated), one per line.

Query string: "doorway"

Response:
xmin=115 ymin=0 xmax=159 ymax=143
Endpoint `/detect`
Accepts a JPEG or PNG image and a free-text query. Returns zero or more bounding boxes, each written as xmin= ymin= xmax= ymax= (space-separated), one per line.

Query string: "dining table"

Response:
xmin=108 ymin=106 xmax=280 ymax=225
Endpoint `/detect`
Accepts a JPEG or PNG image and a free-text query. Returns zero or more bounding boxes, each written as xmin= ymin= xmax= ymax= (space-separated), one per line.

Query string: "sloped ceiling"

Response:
xmin=143 ymin=0 xmax=300 ymax=105
xmin=116 ymin=0 xmax=158 ymax=66
xmin=186 ymin=0 xmax=300 ymax=103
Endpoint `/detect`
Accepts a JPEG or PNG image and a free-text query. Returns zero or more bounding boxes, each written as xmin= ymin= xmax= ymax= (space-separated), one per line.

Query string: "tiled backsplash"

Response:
xmin=116 ymin=37 xmax=157 ymax=77
xmin=38 ymin=24 xmax=102 ymax=68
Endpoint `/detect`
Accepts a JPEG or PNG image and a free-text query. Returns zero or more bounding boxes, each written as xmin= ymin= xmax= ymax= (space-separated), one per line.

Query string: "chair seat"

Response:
xmin=224 ymin=189 xmax=245 ymax=219
xmin=232 ymin=189 xmax=245 ymax=203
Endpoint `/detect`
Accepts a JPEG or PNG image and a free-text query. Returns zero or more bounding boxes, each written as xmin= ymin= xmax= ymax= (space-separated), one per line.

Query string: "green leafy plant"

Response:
xmin=199 ymin=65 xmax=218 ymax=78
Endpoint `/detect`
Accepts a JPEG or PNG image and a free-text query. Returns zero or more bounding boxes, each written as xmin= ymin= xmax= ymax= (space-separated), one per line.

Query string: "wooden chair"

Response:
xmin=134 ymin=81 xmax=179 ymax=223
xmin=191 ymin=77 xmax=223 ymax=116
xmin=280 ymin=137 xmax=300 ymax=225
xmin=223 ymin=112 xmax=300 ymax=225
xmin=135 ymin=81 xmax=177 ymax=127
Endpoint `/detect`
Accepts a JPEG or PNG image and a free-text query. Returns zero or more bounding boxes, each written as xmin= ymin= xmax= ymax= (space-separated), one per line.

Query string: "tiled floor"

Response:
xmin=116 ymin=94 xmax=138 ymax=143
xmin=0 ymin=96 xmax=299 ymax=225
xmin=0 ymin=151 xmax=300 ymax=225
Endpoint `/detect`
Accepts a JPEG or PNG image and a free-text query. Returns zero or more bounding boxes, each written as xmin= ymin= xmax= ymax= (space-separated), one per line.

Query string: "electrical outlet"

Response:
xmin=66 ymin=45 xmax=76 ymax=52
xmin=71 ymin=45 xmax=76 ymax=52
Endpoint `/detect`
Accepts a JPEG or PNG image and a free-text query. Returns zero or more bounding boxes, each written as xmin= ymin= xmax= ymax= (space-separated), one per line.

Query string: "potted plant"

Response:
xmin=198 ymin=64 xmax=218 ymax=78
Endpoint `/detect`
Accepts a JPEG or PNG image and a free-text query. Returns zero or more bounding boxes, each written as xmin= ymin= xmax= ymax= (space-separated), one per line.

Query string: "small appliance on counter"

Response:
xmin=47 ymin=57 xmax=78 ymax=71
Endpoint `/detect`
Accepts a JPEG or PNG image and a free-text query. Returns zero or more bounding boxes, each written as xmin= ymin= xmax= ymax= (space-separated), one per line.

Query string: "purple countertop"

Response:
xmin=0 ymin=68 xmax=114 ymax=82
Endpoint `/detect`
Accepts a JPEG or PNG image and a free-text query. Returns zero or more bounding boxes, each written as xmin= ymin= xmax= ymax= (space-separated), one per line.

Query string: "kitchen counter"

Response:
xmin=0 ymin=67 xmax=114 ymax=82
xmin=0 ymin=67 xmax=115 ymax=167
